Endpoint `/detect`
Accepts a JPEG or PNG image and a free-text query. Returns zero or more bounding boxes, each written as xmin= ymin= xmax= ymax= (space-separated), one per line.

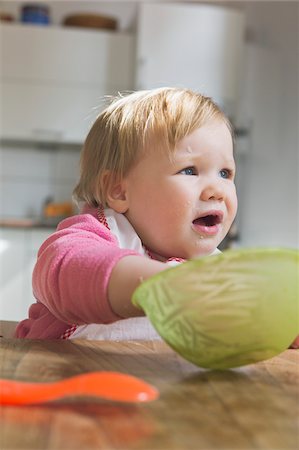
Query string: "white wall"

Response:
xmin=0 ymin=143 xmax=80 ymax=218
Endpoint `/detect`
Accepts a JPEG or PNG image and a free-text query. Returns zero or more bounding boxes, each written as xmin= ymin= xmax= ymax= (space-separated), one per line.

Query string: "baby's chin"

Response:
xmin=182 ymin=247 xmax=218 ymax=260
xmin=155 ymin=240 xmax=220 ymax=261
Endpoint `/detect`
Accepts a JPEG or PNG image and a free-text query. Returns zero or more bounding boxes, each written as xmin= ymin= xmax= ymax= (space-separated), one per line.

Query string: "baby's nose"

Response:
xmin=200 ymin=183 xmax=224 ymax=202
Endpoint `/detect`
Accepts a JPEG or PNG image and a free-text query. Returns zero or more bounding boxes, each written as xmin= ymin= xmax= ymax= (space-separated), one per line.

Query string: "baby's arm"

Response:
xmin=107 ymin=255 xmax=166 ymax=318
xmin=31 ymin=214 xmax=166 ymax=326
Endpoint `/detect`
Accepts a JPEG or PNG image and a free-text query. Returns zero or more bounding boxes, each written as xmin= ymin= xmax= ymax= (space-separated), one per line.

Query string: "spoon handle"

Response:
xmin=0 ymin=371 xmax=159 ymax=405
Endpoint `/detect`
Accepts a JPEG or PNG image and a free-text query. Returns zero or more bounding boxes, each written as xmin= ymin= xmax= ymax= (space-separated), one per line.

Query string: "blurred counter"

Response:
xmin=0 ymin=217 xmax=64 ymax=229
xmin=0 ymin=201 xmax=76 ymax=229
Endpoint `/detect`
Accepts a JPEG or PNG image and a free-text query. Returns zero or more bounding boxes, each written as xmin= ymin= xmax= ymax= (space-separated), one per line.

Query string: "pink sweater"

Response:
xmin=15 ymin=208 xmax=139 ymax=339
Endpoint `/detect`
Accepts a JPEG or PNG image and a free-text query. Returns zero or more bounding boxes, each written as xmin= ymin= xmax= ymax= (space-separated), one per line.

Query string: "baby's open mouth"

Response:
xmin=193 ymin=213 xmax=223 ymax=227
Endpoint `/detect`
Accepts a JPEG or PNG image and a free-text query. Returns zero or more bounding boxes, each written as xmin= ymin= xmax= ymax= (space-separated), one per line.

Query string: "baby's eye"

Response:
xmin=219 ymin=168 xmax=233 ymax=179
xmin=179 ymin=166 xmax=197 ymax=176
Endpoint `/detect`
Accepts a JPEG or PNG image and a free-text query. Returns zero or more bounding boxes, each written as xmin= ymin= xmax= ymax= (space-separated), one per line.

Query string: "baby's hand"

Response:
xmin=289 ymin=335 xmax=299 ymax=349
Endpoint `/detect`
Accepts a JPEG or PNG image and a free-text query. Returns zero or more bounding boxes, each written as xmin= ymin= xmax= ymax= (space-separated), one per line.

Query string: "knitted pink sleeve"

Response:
xmin=35 ymin=213 xmax=139 ymax=323
xmin=16 ymin=214 xmax=139 ymax=339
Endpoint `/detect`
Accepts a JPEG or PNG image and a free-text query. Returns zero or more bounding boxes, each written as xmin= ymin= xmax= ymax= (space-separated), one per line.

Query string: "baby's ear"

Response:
xmin=103 ymin=171 xmax=129 ymax=213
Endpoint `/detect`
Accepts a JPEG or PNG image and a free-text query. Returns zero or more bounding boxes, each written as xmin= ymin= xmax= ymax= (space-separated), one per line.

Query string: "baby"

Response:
xmin=15 ymin=87 xmax=238 ymax=339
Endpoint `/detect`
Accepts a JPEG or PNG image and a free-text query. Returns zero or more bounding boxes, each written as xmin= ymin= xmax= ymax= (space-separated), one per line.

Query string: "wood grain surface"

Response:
xmin=0 ymin=338 xmax=298 ymax=450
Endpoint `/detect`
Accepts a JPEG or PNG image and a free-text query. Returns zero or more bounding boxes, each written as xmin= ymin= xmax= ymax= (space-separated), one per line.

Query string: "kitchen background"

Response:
xmin=0 ymin=1 xmax=298 ymax=320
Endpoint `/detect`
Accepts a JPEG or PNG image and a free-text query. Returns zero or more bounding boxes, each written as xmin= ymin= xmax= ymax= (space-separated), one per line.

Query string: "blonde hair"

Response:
xmin=73 ymin=87 xmax=231 ymax=207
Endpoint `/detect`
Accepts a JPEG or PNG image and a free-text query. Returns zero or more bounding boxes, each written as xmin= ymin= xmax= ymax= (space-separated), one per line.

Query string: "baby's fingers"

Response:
xmin=289 ymin=335 xmax=299 ymax=349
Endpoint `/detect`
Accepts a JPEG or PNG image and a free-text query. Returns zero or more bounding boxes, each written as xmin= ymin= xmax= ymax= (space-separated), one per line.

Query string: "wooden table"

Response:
xmin=0 ymin=338 xmax=298 ymax=450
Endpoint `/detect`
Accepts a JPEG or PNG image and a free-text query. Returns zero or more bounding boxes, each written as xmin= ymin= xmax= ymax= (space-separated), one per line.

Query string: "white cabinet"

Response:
xmin=136 ymin=3 xmax=245 ymax=119
xmin=1 ymin=82 xmax=108 ymax=143
xmin=0 ymin=227 xmax=52 ymax=321
xmin=0 ymin=23 xmax=135 ymax=143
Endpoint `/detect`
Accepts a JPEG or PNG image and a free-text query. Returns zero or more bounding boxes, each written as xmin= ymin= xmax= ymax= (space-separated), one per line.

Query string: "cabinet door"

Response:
xmin=0 ymin=23 xmax=135 ymax=143
xmin=1 ymin=82 xmax=108 ymax=143
xmin=136 ymin=3 xmax=244 ymax=116
xmin=0 ymin=228 xmax=51 ymax=321
xmin=1 ymin=23 xmax=135 ymax=87
xmin=0 ymin=229 xmax=27 ymax=321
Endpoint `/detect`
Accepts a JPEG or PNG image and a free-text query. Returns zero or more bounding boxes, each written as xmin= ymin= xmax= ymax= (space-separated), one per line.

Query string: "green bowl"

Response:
xmin=132 ymin=248 xmax=299 ymax=369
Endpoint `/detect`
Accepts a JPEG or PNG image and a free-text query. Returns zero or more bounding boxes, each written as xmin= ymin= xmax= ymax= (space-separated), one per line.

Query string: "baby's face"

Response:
xmin=123 ymin=119 xmax=237 ymax=259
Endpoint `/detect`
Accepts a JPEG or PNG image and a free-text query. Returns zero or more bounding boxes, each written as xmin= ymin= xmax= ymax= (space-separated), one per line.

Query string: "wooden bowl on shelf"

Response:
xmin=63 ymin=13 xmax=118 ymax=31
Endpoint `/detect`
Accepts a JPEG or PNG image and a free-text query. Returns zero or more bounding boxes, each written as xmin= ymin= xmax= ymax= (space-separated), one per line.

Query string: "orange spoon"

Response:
xmin=0 ymin=372 xmax=159 ymax=405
